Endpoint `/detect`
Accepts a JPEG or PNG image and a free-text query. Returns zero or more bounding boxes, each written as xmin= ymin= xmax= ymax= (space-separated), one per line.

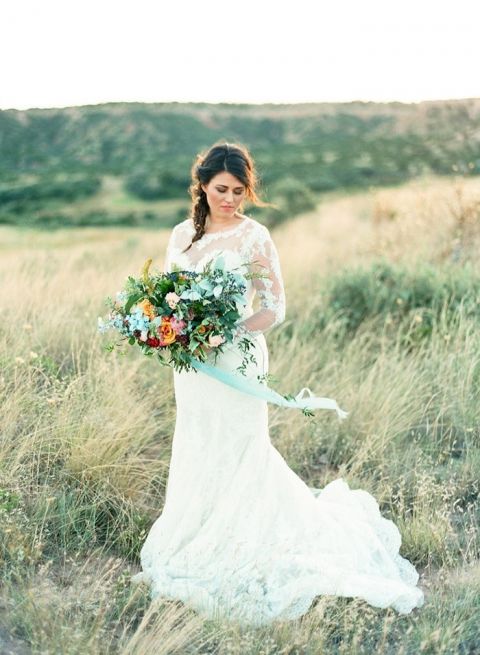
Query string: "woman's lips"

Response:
xmin=221 ymin=205 xmax=233 ymax=209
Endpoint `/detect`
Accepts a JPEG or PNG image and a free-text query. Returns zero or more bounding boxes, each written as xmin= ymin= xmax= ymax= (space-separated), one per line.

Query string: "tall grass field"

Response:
xmin=1 ymin=174 xmax=479 ymax=654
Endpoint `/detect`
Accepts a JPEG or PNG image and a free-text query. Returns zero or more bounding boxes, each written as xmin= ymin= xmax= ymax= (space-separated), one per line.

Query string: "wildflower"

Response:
xmin=170 ymin=316 xmax=186 ymax=334
xmin=97 ymin=316 xmax=110 ymax=333
xmin=124 ymin=309 xmax=150 ymax=336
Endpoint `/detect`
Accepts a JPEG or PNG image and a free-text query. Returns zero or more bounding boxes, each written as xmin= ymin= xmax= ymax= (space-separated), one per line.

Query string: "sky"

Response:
xmin=1 ymin=0 xmax=479 ymax=111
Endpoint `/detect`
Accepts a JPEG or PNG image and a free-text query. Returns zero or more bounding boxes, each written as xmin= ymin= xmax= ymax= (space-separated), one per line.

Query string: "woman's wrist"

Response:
xmin=233 ymin=323 xmax=248 ymax=340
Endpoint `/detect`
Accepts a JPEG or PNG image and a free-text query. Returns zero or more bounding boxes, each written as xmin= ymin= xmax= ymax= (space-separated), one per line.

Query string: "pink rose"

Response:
xmin=208 ymin=334 xmax=225 ymax=348
xmin=170 ymin=316 xmax=186 ymax=334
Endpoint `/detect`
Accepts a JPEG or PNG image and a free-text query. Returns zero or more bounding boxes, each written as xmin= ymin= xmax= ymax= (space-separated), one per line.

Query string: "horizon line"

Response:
xmin=2 ymin=95 xmax=479 ymax=112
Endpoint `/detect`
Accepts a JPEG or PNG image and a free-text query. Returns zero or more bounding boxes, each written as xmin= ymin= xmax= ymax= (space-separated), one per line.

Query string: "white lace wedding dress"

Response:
xmin=133 ymin=215 xmax=425 ymax=626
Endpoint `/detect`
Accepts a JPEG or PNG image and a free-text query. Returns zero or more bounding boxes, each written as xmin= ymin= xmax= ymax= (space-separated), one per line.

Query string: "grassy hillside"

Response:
xmin=0 ymin=173 xmax=479 ymax=653
xmin=1 ymin=98 xmax=479 ymax=229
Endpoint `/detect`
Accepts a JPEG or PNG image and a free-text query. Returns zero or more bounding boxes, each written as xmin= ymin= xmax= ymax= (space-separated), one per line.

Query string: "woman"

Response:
xmin=132 ymin=141 xmax=425 ymax=626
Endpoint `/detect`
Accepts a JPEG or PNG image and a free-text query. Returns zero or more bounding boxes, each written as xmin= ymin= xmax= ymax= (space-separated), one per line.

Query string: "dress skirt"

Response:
xmin=136 ymin=333 xmax=425 ymax=625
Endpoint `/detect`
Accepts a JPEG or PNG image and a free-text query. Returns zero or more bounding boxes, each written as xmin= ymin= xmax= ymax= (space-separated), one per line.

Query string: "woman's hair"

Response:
xmin=182 ymin=141 xmax=272 ymax=253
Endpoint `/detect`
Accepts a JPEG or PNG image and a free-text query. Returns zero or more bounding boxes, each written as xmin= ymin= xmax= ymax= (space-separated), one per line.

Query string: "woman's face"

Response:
xmin=201 ymin=172 xmax=246 ymax=218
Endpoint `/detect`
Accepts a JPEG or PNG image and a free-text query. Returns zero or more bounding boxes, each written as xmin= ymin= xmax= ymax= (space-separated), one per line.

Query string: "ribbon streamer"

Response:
xmin=187 ymin=355 xmax=349 ymax=420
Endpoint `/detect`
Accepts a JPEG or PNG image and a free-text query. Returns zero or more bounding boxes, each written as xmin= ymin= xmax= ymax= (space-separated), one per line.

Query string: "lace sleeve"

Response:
xmin=234 ymin=226 xmax=286 ymax=338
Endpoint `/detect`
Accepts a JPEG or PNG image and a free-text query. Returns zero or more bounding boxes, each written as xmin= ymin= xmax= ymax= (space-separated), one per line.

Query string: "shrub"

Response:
xmin=269 ymin=176 xmax=317 ymax=217
xmin=317 ymin=259 xmax=480 ymax=341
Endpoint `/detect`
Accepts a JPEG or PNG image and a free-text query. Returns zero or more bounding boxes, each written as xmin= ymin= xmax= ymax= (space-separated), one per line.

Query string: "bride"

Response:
xmin=132 ymin=141 xmax=425 ymax=626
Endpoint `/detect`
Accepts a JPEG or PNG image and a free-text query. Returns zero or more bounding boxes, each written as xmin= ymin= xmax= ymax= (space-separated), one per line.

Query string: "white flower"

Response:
xmin=165 ymin=292 xmax=180 ymax=309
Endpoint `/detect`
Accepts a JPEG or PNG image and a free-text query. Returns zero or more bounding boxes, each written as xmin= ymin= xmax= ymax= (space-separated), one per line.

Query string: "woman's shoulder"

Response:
xmin=240 ymin=214 xmax=270 ymax=234
xmin=171 ymin=218 xmax=194 ymax=234
xmin=246 ymin=217 xmax=274 ymax=243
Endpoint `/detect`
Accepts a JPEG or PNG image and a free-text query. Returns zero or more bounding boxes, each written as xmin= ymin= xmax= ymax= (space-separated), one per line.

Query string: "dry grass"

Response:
xmin=1 ymin=173 xmax=479 ymax=653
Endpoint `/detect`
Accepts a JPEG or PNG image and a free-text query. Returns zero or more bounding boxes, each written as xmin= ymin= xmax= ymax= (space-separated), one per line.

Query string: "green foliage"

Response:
xmin=0 ymin=486 xmax=44 ymax=570
xmin=8 ymin=176 xmax=99 ymax=202
xmin=0 ymin=174 xmax=101 ymax=209
xmin=0 ymin=208 xmax=179 ymax=229
xmin=124 ymin=166 xmax=190 ymax=200
xmin=269 ymin=175 xmax=317 ymax=218
xmin=39 ymin=480 xmax=152 ymax=559
xmin=318 ymin=259 xmax=480 ymax=343
xmin=1 ymin=100 xmax=480 ymax=228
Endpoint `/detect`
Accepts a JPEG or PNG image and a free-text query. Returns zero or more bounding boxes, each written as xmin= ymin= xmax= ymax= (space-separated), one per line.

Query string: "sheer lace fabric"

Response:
xmin=135 ymin=216 xmax=425 ymax=626
xmin=163 ymin=216 xmax=286 ymax=338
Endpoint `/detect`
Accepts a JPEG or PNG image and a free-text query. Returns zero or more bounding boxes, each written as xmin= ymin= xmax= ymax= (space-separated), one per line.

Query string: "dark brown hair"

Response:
xmin=182 ymin=141 xmax=272 ymax=253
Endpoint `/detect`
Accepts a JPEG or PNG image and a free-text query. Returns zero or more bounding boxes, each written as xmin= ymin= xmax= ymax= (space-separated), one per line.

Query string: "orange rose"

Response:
xmin=197 ymin=325 xmax=207 ymax=334
xmin=137 ymin=299 xmax=156 ymax=321
xmin=159 ymin=318 xmax=176 ymax=345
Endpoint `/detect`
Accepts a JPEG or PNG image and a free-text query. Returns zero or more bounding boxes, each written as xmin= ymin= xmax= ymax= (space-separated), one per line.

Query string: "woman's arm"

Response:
xmin=234 ymin=227 xmax=286 ymax=338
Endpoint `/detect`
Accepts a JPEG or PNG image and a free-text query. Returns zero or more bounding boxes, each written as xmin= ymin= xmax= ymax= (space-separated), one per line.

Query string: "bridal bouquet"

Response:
xmin=97 ymin=256 xmax=261 ymax=374
xmin=98 ymin=257 xmax=349 ymax=420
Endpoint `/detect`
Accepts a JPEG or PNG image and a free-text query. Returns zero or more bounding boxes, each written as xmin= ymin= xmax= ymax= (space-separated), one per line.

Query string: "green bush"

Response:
xmin=0 ymin=209 xmax=180 ymax=230
xmin=0 ymin=175 xmax=101 ymax=207
xmin=124 ymin=167 xmax=190 ymax=201
xmin=317 ymin=259 xmax=480 ymax=341
xmin=269 ymin=175 xmax=317 ymax=218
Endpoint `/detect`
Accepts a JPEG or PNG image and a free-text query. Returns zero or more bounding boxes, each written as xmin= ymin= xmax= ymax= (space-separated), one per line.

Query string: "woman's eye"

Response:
xmin=217 ymin=188 xmax=243 ymax=195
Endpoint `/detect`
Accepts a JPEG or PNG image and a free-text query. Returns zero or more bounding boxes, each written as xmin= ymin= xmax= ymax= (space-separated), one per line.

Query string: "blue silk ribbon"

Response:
xmin=187 ymin=355 xmax=349 ymax=420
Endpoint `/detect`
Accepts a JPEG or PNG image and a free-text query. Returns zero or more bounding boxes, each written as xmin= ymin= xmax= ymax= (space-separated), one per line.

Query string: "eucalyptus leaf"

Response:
xmin=180 ymin=289 xmax=201 ymax=301
xmin=213 ymin=255 xmax=225 ymax=270
xmin=198 ymin=279 xmax=214 ymax=292
xmin=125 ymin=293 xmax=143 ymax=314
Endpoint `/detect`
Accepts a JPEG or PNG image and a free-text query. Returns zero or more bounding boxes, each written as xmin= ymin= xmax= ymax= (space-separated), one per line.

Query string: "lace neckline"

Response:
xmin=189 ymin=216 xmax=250 ymax=240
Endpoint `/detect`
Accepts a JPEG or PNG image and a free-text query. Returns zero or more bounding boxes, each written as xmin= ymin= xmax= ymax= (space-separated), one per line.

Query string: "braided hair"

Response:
xmin=182 ymin=141 xmax=271 ymax=253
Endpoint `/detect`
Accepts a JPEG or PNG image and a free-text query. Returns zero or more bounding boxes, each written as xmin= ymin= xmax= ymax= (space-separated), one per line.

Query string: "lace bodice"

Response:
xmin=163 ymin=216 xmax=286 ymax=338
